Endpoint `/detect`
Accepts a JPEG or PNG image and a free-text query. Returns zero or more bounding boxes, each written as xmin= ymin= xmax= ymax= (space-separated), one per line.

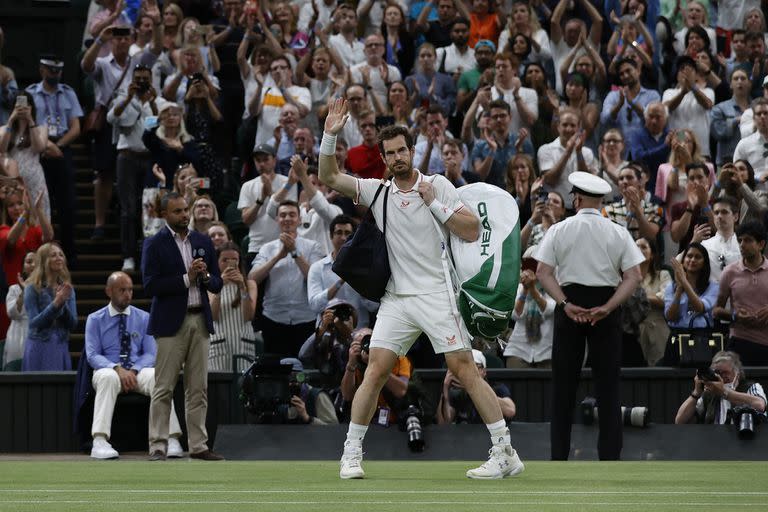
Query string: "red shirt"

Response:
xmin=346 ymin=143 xmax=386 ymax=179
xmin=0 ymin=224 xmax=43 ymax=286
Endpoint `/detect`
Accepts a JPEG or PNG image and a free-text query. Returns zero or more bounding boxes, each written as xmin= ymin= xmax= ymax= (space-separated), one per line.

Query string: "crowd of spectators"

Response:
xmin=1 ymin=0 xmax=768 ymax=428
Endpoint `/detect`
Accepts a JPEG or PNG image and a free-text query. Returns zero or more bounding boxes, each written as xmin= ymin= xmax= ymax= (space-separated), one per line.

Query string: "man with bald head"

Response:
xmin=627 ymin=101 xmax=672 ymax=194
xmin=84 ymin=271 xmax=183 ymax=460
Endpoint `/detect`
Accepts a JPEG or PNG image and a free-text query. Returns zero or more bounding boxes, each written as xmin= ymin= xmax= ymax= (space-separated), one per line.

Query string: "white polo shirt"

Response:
xmin=537 ymin=138 xmax=596 ymax=209
xmin=733 ymin=131 xmax=768 ymax=186
xmin=535 ymin=208 xmax=644 ymax=287
xmin=355 ymin=172 xmax=463 ymax=295
xmin=435 ymin=45 xmax=476 ymax=75
xmin=237 ymin=174 xmax=298 ymax=253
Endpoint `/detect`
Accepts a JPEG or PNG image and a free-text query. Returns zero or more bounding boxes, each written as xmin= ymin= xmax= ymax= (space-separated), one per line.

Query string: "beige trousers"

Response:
xmin=149 ymin=312 xmax=210 ymax=454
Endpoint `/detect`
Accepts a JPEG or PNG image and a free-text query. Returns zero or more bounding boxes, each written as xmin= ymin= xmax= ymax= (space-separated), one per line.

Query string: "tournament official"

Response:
xmin=141 ymin=192 xmax=224 ymax=461
xmin=535 ymin=172 xmax=644 ymax=461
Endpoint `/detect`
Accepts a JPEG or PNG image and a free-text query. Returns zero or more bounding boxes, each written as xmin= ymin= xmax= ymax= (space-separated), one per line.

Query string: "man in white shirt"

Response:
xmin=662 ymin=56 xmax=715 ymax=158
xmin=549 ymin=0 xmax=603 ymax=94
xmin=319 ymin=98 xmax=525 ymax=481
xmin=254 ymin=55 xmax=311 ymax=146
xmin=238 ymin=144 xmax=298 ymax=264
xmin=298 ymin=0 xmax=337 ymax=33
xmin=340 ymin=84 xmax=368 ymax=149
xmin=538 ymin=108 xmax=596 ymax=210
xmin=351 ymin=34 xmax=402 ymax=107
xmin=327 ymin=4 xmax=365 ymax=67
xmin=734 ymin=98 xmax=768 ymax=187
xmin=249 ymin=201 xmax=325 ymax=358
xmin=490 ymin=53 xmax=538 ymax=134
xmin=435 ymin=18 xmax=476 ymax=78
xmin=699 ymin=196 xmax=741 ymax=282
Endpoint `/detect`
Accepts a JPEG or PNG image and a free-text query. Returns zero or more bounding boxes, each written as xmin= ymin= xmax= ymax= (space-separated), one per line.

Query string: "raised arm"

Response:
xmin=550 ymin=0 xmax=568 ymax=44
xmin=579 ymin=0 xmax=603 ymax=47
xmin=318 ymin=98 xmax=359 ymax=199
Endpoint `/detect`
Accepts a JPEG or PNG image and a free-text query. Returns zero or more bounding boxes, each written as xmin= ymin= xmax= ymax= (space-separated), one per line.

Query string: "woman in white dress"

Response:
xmin=3 ymin=251 xmax=34 ymax=370
xmin=208 ymin=242 xmax=258 ymax=372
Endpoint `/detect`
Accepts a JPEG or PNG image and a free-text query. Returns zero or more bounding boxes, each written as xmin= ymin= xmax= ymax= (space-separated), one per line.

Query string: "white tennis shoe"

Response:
xmin=466 ymin=445 xmax=525 ymax=479
xmin=167 ymin=437 xmax=184 ymax=458
xmin=339 ymin=441 xmax=365 ymax=479
xmin=90 ymin=436 xmax=119 ymax=460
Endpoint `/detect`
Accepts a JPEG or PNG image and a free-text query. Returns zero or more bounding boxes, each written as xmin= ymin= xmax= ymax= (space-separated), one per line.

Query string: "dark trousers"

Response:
xmin=116 ymin=152 xmax=152 ymax=258
xmin=260 ymin=315 xmax=315 ymax=359
xmin=551 ymin=285 xmax=622 ymax=461
xmin=42 ymin=148 xmax=76 ymax=265
xmin=729 ymin=336 xmax=768 ymax=366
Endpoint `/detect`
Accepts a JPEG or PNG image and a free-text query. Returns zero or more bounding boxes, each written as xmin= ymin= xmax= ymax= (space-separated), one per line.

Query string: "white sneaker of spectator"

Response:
xmin=167 ymin=437 xmax=184 ymax=458
xmin=90 ymin=435 xmax=119 ymax=460
xmin=339 ymin=441 xmax=365 ymax=479
xmin=122 ymin=258 xmax=135 ymax=272
xmin=466 ymin=445 xmax=525 ymax=479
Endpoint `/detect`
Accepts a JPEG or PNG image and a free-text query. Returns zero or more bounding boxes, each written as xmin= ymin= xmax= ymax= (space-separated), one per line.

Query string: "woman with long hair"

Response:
xmin=505 ymin=154 xmax=541 ymax=227
xmin=189 ymin=194 xmax=219 ymax=234
xmin=597 ymin=128 xmax=628 ymax=201
xmin=163 ymin=46 xmax=220 ymax=104
xmin=174 ymin=17 xmax=220 ymax=74
xmin=673 ymin=1 xmax=717 ymax=56
xmin=208 ymin=242 xmax=257 ymax=372
xmin=381 ymin=2 xmax=415 ymax=78
xmin=3 ymin=251 xmax=34 ymax=370
xmin=0 ymin=91 xmax=50 ymax=219
xmin=22 ymin=242 xmax=77 ymax=371
xmin=161 ymin=2 xmax=184 ymax=52
xmin=636 ymin=237 xmax=671 ymax=366
xmin=405 ymin=43 xmax=456 ymax=119
xmin=522 ymin=62 xmax=557 ymax=150
xmin=498 ymin=1 xmax=551 ymax=65
xmin=560 ymin=72 xmax=599 ymax=148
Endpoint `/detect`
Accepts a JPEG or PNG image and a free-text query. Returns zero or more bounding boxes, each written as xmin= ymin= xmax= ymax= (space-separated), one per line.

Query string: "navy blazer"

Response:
xmin=141 ymin=226 xmax=223 ymax=337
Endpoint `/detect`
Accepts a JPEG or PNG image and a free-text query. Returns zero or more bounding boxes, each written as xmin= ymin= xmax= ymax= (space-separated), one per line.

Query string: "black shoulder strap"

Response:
xmin=368 ymin=179 xmax=390 ymax=235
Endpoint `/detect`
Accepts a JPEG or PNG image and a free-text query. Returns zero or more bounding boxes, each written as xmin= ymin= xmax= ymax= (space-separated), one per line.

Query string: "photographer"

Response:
xmin=106 ymin=64 xmax=159 ymax=272
xmin=340 ymin=328 xmax=411 ymax=426
xmin=298 ymin=299 xmax=357 ymax=387
xmin=436 ymin=350 xmax=516 ymax=425
xmin=675 ymin=351 xmax=766 ymax=425
xmin=280 ymin=358 xmax=339 ymax=425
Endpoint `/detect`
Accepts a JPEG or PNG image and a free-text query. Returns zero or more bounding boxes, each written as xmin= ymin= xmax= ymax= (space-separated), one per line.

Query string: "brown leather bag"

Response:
xmin=84 ymin=55 xmax=132 ymax=135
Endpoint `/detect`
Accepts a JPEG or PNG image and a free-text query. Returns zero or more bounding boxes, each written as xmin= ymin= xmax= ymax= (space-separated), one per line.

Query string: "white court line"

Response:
xmin=0 ymin=501 xmax=765 ymax=507
xmin=1 ymin=490 xmax=768 ymax=496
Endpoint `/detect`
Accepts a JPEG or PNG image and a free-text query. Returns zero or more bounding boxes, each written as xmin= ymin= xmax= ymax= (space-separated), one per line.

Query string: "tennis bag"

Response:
xmin=449 ymin=184 xmax=521 ymax=338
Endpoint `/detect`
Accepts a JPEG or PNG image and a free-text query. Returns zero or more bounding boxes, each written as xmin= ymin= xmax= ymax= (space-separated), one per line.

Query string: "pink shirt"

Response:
xmin=719 ymin=257 xmax=768 ymax=346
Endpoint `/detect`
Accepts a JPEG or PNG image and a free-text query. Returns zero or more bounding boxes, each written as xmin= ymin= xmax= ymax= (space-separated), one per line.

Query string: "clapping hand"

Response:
xmin=279 ymin=232 xmax=296 ymax=253
xmin=188 ymin=258 xmax=207 ymax=282
xmin=53 ymin=281 xmax=73 ymax=307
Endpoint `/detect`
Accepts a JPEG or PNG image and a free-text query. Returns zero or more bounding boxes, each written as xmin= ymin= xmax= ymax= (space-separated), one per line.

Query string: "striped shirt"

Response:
xmin=168 ymin=225 xmax=201 ymax=307
xmin=602 ymin=199 xmax=664 ymax=241
xmin=695 ymin=382 xmax=767 ymax=424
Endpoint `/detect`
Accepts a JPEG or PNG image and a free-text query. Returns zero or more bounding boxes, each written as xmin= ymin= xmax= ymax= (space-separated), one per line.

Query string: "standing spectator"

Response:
xmin=88 ymin=0 xmax=132 ymax=57
xmin=415 ymin=0 xmax=457 ymax=49
xmin=248 ymin=201 xmax=325 ymax=358
xmin=498 ymin=1 xmax=551 ymax=65
xmin=3 ymin=251 xmax=34 ymax=370
xmin=26 ymin=55 xmax=83 ymax=267
xmin=208 ymin=242 xmax=257 ymax=372
xmin=405 ymin=43 xmax=455 ymax=118
xmin=714 ymin=222 xmax=768 ymax=365
xmin=597 ymin=128 xmax=628 ymax=201
xmin=600 ymin=58 xmax=661 ymax=147
xmin=188 ymin=194 xmax=218 ymax=234
xmin=328 ymin=4 xmax=365 ymax=68
xmin=490 ymin=53 xmax=538 ymax=133
xmin=636 ymin=237 xmax=671 ymax=366
xmin=460 ymin=0 xmax=501 ymax=49
xmin=521 ymin=62 xmax=558 ymax=150
xmin=549 ymin=0 xmax=604 ymax=94
xmin=441 ymin=138 xmax=474 ymax=188
xmin=538 ymin=107 xmax=596 ymax=210
xmin=142 ymin=102 xmax=200 ymax=191
xmin=81 ymin=24 xmax=133 ymax=240
xmin=352 ymin=34 xmax=403 ymax=109
xmin=238 ymin=144 xmax=297 ymax=264
xmin=736 ymin=76 xmax=768 ymax=139
xmin=414 ymin=105 xmax=464 ymax=175
xmin=0 ymin=92 xmax=51 ymax=220
xmin=345 ymin=111 xmax=387 ymax=180
xmin=670 ymin=162 xmax=715 ymax=251
xmin=672 ymin=1 xmax=717 ymax=56
xmin=159 ymin=2 xmax=184 ymax=52
xmin=295 ymin=43 xmax=345 ymax=135
xmin=455 ymin=40 xmax=495 ymax=115
xmin=338 ymin=85 xmax=369 ymax=149
xmin=297 ymin=0 xmax=337 ymax=35
xmin=521 ymin=190 xmax=566 ymax=250
xmin=162 ymin=47 xmax=220 ymax=105
xmin=22 ymin=242 xmax=77 ymax=371
xmin=626 ymin=102 xmax=671 ymax=194
xmin=108 ymin=65 xmax=160 ymax=272
xmin=183 ymin=73 xmax=224 ymax=193
xmin=253 ymin=55 xmax=310 ymax=147
xmin=663 ymin=56 xmax=715 ymax=158
xmin=558 ymin=35 xmax=607 ymax=103
xmin=206 ymin=221 xmax=232 ymax=252
xmin=434 ymin=18 xmax=477 ymax=78
xmin=723 ymin=30 xmax=751 ymax=85
xmin=173 ymin=18 xmax=220 ymax=75
xmin=560 ymin=72 xmax=598 ymax=148
xmin=733 ymin=98 xmax=768 ymax=188
xmin=601 ymin=165 xmax=664 ymax=242
xmin=275 ymin=127 xmax=316 ymax=175
xmin=743 ymin=32 xmax=768 ymax=99
xmin=506 ymin=154 xmax=540 ymax=227
xmin=721 ymin=160 xmax=768 ymax=224
xmin=471 ymin=99 xmax=533 ymax=190
xmin=699 ymin=196 xmax=741 ymax=283
xmin=0 ymin=26 xmax=18 ymax=126
xmin=265 ymin=104 xmax=300 ymax=164
xmin=374 ymin=81 xmax=414 ymax=129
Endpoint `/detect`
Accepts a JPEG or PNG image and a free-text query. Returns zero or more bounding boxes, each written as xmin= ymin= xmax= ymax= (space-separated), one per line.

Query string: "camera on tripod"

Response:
xmin=580 ymin=397 xmax=649 ymax=428
xmin=730 ymin=406 xmax=762 ymax=440
xmin=239 ymin=356 xmax=304 ymax=423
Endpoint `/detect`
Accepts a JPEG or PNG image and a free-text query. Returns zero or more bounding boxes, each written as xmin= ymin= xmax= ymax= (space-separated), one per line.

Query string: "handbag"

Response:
xmin=84 ymin=56 xmax=132 ymax=135
xmin=666 ymin=314 xmax=725 ymax=368
xmin=332 ymin=180 xmax=390 ymax=302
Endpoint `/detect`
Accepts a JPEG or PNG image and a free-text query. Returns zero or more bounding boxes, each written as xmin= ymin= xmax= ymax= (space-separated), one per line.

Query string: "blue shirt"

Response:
xmin=470 ymin=133 xmax=534 ymax=190
xmin=25 ymin=285 xmax=77 ymax=342
xmin=85 ymin=304 xmax=157 ymax=372
xmin=25 ymin=82 xmax=84 ymax=139
xmin=710 ymin=98 xmax=744 ymax=166
xmin=600 ymin=87 xmax=660 ymax=147
xmin=664 ymin=280 xmax=719 ymax=329
xmin=307 ymin=255 xmax=377 ymax=328
xmin=627 ymin=126 xmax=670 ymax=194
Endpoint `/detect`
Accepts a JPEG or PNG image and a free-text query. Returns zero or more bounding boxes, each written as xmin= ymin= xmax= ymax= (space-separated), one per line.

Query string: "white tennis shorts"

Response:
xmin=369 ymin=290 xmax=472 ymax=356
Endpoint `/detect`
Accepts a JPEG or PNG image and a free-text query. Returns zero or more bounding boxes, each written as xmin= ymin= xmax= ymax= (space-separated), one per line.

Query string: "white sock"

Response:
xmin=486 ymin=420 xmax=510 ymax=447
xmin=345 ymin=422 xmax=368 ymax=447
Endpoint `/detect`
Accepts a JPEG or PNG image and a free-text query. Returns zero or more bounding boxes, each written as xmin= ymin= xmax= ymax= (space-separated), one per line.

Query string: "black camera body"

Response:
xmin=239 ymin=356 xmax=296 ymax=424
xmin=731 ymin=406 xmax=761 ymax=440
xmin=697 ymin=367 xmax=720 ymax=382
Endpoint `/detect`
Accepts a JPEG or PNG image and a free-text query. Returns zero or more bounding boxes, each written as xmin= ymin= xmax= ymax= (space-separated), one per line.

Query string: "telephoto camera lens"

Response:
xmin=732 ymin=406 xmax=758 ymax=440
xmin=621 ymin=406 xmax=649 ymax=428
xmin=405 ymin=405 xmax=425 ymax=452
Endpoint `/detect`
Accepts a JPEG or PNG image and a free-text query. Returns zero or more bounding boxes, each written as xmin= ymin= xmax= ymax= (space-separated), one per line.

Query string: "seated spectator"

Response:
xmin=404 ymin=42 xmax=454 ymax=118
xmin=627 ymin=102 xmax=670 ymax=194
xmin=341 ymin=328 xmax=411 ymax=426
xmin=441 ymin=138 xmax=475 ymax=189
xmin=733 ymin=98 xmax=768 ymax=189
xmin=22 ymin=242 xmax=77 ymax=371
xmin=85 ymin=271 xmax=183 ymax=460
xmin=345 ymin=110 xmax=386 ymax=179
xmin=538 ymin=107 xmax=596 ymax=210
xmin=414 ymin=0 xmax=455 ymax=49
xmin=698 ymin=196 xmax=741 ymax=283
xmin=280 ymin=358 xmax=339 ymax=425
xmin=521 ymin=62 xmax=557 ymax=150
xmin=662 ymin=56 xmax=715 ymax=159
xmin=602 ymin=165 xmax=664 ymax=241
xmin=206 ymin=221 xmax=232 ymax=251
xmin=505 ymin=154 xmax=540 ymax=227
xmin=714 ymin=221 xmax=768 ymax=366
xmin=670 ymin=162 xmax=714 ymax=250
xmin=373 ymin=81 xmax=413 ymax=129
xmin=597 ymin=128 xmax=628 ymax=201
xmin=674 ymin=351 xmax=766 ymax=424
xmin=743 ymin=31 xmax=768 ymax=99
xmin=521 ymin=190 xmax=566 ymax=250
xmin=188 ymin=194 xmax=218 ymax=234
xmin=295 ymin=44 xmax=345 ymax=135
xmin=437 ymin=349 xmax=515 ymax=423
xmin=636 ymin=237 xmax=671 ymax=367
xmin=276 ymin=127 xmax=316 ymax=176
xmin=723 ymin=29 xmax=750 ymax=86
xmin=470 ymin=99 xmax=533 ymax=190
xmin=267 ymin=156 xmax=342 ymax=255
xmin=339 ymin=85 xmax=368 ymax=149
xmin=736 ymin=76 xmax=768 ymax=140
xmin=327 ymin=4 xmax=365 ymax=68
xmin=464 ymin=0 xmax=501 ymax=49
xmin=456 ymin=40 xmax=495 ymax=116
xmin=503 ymin=255 xmax=554 ymax=369
xmin=663 ymin=242 xmax=719 ymax=364
xmin=3 ymin=251 xmax=34 ymax=370
xmin=209 ymin=242 xmax=257 ymax=372
xmin=600 ymin=58 xmax=660 ymax=147
xmin=299 ymin=298 xmax=357 ymax=385
xmin=248 ymin=201 xmax=324 ymax=357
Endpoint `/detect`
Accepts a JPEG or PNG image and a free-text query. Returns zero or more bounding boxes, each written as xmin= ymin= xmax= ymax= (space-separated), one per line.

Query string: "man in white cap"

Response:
xmin=535 ymin=171 xmax=644 ymax=461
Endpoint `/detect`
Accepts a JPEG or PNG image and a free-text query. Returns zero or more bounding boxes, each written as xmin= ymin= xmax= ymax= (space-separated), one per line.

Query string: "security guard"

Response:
xmin=535 ymin=172 xmax=644 ymax=460
xmin=26 ymin=54 xmax=83 ymax=267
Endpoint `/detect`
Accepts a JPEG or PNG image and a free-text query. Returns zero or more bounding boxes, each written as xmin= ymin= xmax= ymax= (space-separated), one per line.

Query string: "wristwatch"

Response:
xmin=559 ymin=298 xmax=569 ymax=308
